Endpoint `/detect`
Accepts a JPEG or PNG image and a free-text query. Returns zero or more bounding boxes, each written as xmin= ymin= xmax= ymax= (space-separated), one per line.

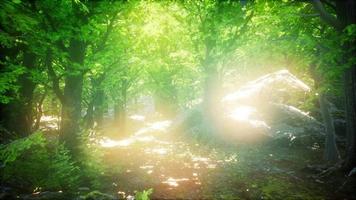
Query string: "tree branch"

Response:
xmin=311 ymin=0 xmax=343 ymax=30
xmin=223 ymin=10 xmax=254 ymax=55
xmin=92 ymin=11 xmax=120 ymax=54
xmin=299 ymin=13 xmax=320 ymax=17
xmin=45 ymin=49 xmax=65 ymax=104
xmin=320 ymin=0 xmax=336 ymax=11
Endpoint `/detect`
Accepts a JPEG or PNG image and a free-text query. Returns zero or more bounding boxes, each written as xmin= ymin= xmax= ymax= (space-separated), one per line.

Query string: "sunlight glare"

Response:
xmin=136 ymin=136 xmax=155 ymax=142
xmin=152 ymin=147 xmax=168 ymax=155
xmin=207 ymin=164 xmax=217 ymax=169
xmin=100 ymin=138 xmax=133 ymax=148
xmin=249 ymin=120 xmax=270 ymax=129
xmin=129 ymin=114 xmax=146 ymax=121
xmin=162 ymin=177 xmax=189 ymax=187
xmin=39 ymin=115 xmax=59 ymax=130
xmin=139 ymin=165 xmax=154 ymax=169
xmin=192 ymin=156 xmax=209 ymax=163
xmin=151 ymin=120 xmax=172 ymax=130
xmin=135 ymin=120 xmax=172 ymax=135
xmin=228 ymin=106 xmax=256 ymax=121
xmin=222 ymin=69 xmax=310 ymax=103
xmin=280 ymin=104 xmax=313 ymax=119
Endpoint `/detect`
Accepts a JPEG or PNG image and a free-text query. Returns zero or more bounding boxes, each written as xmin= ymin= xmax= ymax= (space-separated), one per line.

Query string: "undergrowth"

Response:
xmin=0 ymin=132 xmax=79 ymax=192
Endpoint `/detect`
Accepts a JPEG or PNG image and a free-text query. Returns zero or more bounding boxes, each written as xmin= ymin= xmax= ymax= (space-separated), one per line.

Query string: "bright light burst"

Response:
xmin=100 ymin=138 xmax=133 ymax=148
xmin=222 ymin=69 xmax=310 ymax=103
xmin=228 ymin=106 xmax=256 ymax=121
xmin=39 ymin=115 xmax=59 ymax=130
xmin=162 ymin=177 xmax=189 ymax=187
xmin=129 ymin=114 xmax=146 ymax=121
xmin=135 ymin=120 xmax=172 ymax=135
xmin=145 ymin=147 xmax=168 ymax=155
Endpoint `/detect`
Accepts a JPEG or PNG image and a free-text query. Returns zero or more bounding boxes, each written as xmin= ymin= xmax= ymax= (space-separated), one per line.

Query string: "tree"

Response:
xmin=311 ymin=0 xmax=356 ymax=171
xmin=183 ymin=0 xmax=253 ymax=128
xmin=38 ymin=0 xmax=123 ymax=155
xmin=0 ymin=0 xmax=42 ymax=138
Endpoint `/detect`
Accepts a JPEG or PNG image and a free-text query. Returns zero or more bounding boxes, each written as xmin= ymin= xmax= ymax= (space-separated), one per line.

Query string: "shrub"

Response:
xmin=0 ymin=132 xmax=79 ymax=192
xmin=76 ymin=135 xmax=108 ymax=190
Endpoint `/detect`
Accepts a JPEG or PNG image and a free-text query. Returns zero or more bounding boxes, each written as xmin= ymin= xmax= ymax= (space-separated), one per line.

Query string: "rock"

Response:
xmin=174 ymin=70 xmax=325 ymax=146
xmin=348 ymin=167 xmax=356 ymax=177
xmin=0 ymin=187 xmax=16 ymax=200
xmin=0 ymin=192 xmax=16 ymax=200
xmin=222 ymin=70 xmax=310 ymax=105
xmin=301 ymin=164 xmax=328 ymax=174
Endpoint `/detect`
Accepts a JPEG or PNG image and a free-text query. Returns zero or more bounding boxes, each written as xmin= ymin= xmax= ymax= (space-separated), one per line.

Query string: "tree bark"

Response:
xmin=84 ymin=99 xmax=95 ymax=129
xmin=203 ymin=66 xmax=220 ymax=117
xmin=94 ymin=89 xmax=105 ymax=127
xmin=319 ymin=94 xmax=341 ymax=163
xmin=59 ymin=39 xmax=86 ymax=156
xmin=335 ymin=0 xmax=356 ymax=171
xmin=2 ymin=51 xmax=37 ymax=137
xmin=114 ymin=77 xmax=129 ymax=134
xmin=16 ymin=51 xmax=37 ymax=136
xmin=85 ymin=75 xmax=106 ymax=129
xmin=309 ymin=61 xmax=340 ymax=163
xmin=114 ymin=96 xmax=127 ymax=135
xmin=86 ymin=89 xmax=106 ymax=129
xmin=344 ymin=66 xmax=356 ymax=170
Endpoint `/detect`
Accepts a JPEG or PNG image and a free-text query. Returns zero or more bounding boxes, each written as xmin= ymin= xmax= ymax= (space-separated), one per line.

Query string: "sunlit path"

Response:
xmin=93 ymin=116 xmax=327 ymax=199
xmin=97 ymin=120 xmax=241 ymax=199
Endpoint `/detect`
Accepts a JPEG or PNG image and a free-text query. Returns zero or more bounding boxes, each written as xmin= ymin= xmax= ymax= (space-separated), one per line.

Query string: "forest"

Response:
xmin=0 ymin=0 xmax=355 ymax=199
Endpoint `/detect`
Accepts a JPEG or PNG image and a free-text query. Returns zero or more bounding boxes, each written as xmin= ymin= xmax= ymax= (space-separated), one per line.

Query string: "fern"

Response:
xmin=135 ymin=188 xmax=154 ymax=200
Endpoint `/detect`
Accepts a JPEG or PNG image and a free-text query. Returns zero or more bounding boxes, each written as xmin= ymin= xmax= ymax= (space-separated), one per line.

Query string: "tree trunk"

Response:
xmin=114 ymin=101 xmax=126 ymax=135
xmin=344 ymin=67 xmax=356 ymax=170
xmin=2 ymin=51 xmax=37 ymax=137
xmin=114 ymin=78 xmax=128 ymax=135
xmin=313 ymin=0 xmax=356 ymax=170
xmin=319 ymin=94 xmax=341 ymax=163
xmin=59 ymin=39 xmax=86 ymax=156
xmin=310 ymin=63 xmax=340 ymax=164
xmin=203 ymin=67 xmax=220 ymax=113
xmin=84 ymin=99 xmax=95 ymax=129
xmin=335 ymin=0 xmax=356 ymax=171
xmin=0 ymin=45 xmax=20 ymax=141
xmin=15 ymin=51 xmax=37 ymax=136
xmin=202 ymin=62 xmax=221 ymax=133
xmin=33 ymin=90 xmax=47 ymax=131
xmin=86 ymin=75 xmax=106 ymax=129
xmin=94 ymin=89 xmax=105 ymax=128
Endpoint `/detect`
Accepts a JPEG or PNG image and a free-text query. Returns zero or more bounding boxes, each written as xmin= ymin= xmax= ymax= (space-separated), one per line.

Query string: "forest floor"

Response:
xmin=95 ymin=120 xmax=352 ymax=200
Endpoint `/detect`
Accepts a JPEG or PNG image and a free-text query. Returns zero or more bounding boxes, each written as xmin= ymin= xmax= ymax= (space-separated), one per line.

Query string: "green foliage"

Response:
xmin=0 ymin=132 xmax=79 ymax=191
xmin=77 ymin=135 xmax=108 ymax=190
xmin=0 ymin=63 xmax=25 ymax=103
xmin=80 ymin=190 xmax=114 ymax=200
xmin=261 ymin=177 xmax=324 ymax=200
xmin=135 ymin=188 xmax=153 ymax=200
